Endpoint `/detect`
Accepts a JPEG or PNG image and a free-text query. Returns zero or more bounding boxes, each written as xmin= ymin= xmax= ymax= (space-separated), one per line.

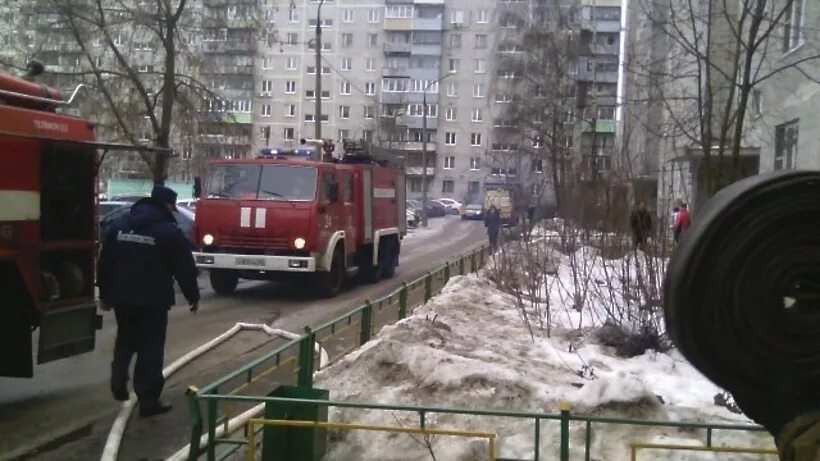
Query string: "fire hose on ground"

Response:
xmin=99 ymin=322 xmax=329 ymax=461
xmin=664 ymin=170 xmax=820 ymax=460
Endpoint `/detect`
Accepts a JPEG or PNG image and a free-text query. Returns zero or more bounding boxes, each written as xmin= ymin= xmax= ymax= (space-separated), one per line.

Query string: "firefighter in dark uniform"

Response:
xmin=98 ymin=185 xmax=200 ymax=417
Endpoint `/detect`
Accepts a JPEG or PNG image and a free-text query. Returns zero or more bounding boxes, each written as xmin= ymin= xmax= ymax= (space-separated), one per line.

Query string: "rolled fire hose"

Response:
xmin=664 ymin=170 xmax=820 ymax=457
xmin=100 ymin=323 xmax=328 ymax=461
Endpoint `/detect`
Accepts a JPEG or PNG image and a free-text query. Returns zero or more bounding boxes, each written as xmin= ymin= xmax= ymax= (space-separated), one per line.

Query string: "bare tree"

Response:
xmin=1 ymin=0 xmax=231 ymax=183
xmin=631 ymin=0 xmax=820 ymax=197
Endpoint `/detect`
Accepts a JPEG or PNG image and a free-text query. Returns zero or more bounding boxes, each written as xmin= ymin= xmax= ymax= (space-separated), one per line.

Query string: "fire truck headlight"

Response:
xmin=294 ymin=237 xmax=306 ymax=249
xmin=203 ymin=234 xmax=215 ymax=246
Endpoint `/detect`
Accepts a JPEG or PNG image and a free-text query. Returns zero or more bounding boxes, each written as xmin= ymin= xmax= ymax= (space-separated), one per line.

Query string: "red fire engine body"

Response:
xmin=192 ymin=150 xmax=406 ymax=297
xmin=0 ymin=73 xmax=100 ymax=377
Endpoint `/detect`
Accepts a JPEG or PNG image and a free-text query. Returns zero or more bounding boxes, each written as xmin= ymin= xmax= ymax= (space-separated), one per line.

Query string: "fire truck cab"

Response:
xmin=193 ymin=147 xmax=406 ymax=297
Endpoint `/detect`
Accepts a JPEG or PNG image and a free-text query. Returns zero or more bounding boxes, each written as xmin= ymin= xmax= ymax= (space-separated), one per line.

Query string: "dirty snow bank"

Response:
xmin=315 ymin=275 xmax=772 ymax=460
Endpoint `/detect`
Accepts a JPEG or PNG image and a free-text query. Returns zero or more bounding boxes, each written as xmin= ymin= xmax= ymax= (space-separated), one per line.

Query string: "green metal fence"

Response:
xmin=185 ymin=243 xmax=769 ymax=461
xmin=186 ymin=245 xmax=490 ymax=461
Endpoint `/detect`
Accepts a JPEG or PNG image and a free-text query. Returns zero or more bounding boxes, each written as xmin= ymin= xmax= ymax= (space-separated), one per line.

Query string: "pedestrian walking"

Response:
xmin=629 ymin=202 xmax=653 ymax=250
xmin=98 ymin=185 xmax=200 ymax=417
xmin=484 ymin=205 xmax=502 ymax=250
xmin=673 ymin=203 xmax=691 ymax=244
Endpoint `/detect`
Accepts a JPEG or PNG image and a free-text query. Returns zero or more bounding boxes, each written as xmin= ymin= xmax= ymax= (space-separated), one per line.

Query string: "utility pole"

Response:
xmin=314 ymin=0 xmax=326 ymax=140
xmin=421 ymin=72 xmax=455 ymax=227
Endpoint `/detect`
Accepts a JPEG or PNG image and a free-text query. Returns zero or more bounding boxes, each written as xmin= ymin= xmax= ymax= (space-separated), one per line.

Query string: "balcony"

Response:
xmin=402 ymin=116 xmax=438 ymax=130
xmin=583 ymin=120 xmax=616 ymax=133
xmin=390 ymin=141 xmax=437 ymax=152
xmin=201 ymin=40 xmax=256 ymax=53
xmin=412 ymin=17 xmax=444 ymax=31
xmin=411 ymin=43 xmax=442 ymax=56
xmin=384 ymin=42 xmax=412 ymax=55
xmin=405 ymin=167 xmax=436 ymax=176
xmin=581 ymin=18 xmax=621 ymax=33
xmin=590 ymin=43 xmax=619 ymax=56
xmin=201 ymin=64 xmax=255 ymax=75
xmin=382 ymin=66 xmax=410 ymax=77
xmin=198 ymin=134 xmax=252 ymax=146
xmin=385 ymin=18 xmax=413 ymax=31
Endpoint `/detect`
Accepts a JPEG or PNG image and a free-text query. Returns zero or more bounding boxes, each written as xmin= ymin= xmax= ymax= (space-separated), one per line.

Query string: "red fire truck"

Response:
xmin=192 ymin=144 xmax=406 ymax=297
xmin=0 ymin=70 xmax=168 ymax=377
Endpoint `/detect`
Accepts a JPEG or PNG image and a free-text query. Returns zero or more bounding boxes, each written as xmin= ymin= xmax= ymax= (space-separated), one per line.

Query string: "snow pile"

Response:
xmin=315 ymin=275 xmax=772 ymax=460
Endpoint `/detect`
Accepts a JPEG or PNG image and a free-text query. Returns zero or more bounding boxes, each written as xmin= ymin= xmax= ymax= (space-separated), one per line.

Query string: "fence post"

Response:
xmin=297 ymin=327 xmax=315 ymax=388
xmin=360 ymin=300 xmax=373 ymax=344
xmin=560 ymin=401 xmax=571 ymax=461
xmin=399 ymin=283 xmax=408 ymax=319
xmin=470 ymin=251 xmax=476 ymax=272
xmin=459 ymin=255 xmax=465 ymax=275
xmin=479 ymin=247 xmax=485 ymax=268
xmin=424 ymin=272 xmax=432 ymax=302
xmin=207 ymin=394 xmax=218 ymax=461
xmin=186 ymin=387 xmax=203 ymax=461
xmin=444 ymin=261 xmax=451 ymax=282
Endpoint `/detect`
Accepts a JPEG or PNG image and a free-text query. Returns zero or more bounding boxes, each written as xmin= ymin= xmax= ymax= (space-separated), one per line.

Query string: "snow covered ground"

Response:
xmin=314 ymin=242 xmax=776 ymax=460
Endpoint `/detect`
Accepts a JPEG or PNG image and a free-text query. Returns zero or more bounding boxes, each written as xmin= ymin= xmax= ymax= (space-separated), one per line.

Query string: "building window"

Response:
xmin=445 ymin=107 xmax=457 ymax=121
xmin=288 ymin=8 xmax=299 ymax=22
xmin=366 ymin=58 xmax=376 ymax=71
xmin=287 ymin=57 xmax=297 ymax=70
xmin=468 ymin=181 xmax=480 ymax=196
xmin=442 ymin=180 xmax=455 ymax=193
xmin=443 ymin=156 xmax=455 ymax=169
xmin=774 ymin=119 xmax=799 ymax=170
xmin=597 ymin=106 xmax=615 ymax=120
xmin=368 ymin=33 xmax=378 ymax=47
xmin=470 ymin=157 xmax=481 ymax=170
xmin=386 ymin=5 xmax=413 ymax=18
xmin=446 ymin=82 xmax=458 ymax=97
xmin=261 ymin=104 xmax=271 ymax=117
xmin=470 ymin=133 xmax=482 ymax=146
xmin=308 ymin=18 xmax=334 ymax=28
xmin=262 ymin=56 xmax=273 ymax=69
xmin=473 ymin=83 xmax=485 ymax=98
xmin=448 ymin=59 xmax=459 ymax=72
xmin=305 ymin=113 xmax=330 ymax=122
xmin=783 ymin=0 xmax=805 ymax=51
xmin=450 ymin=34 xmax=462 ymax=48
xmin=471 ymin=108 xmax=483 ymax=122
xmin=533 ymin=159 xmax=544 ymax=173
xmin=365 ymin=82 xmax=376 ymax=95
xmin=338 ymin=129 xmax=350 ymax=142
xmin=286 ymin=33 xmax=298 ymax=45
xmin=364 ymin=106 xmax=375 ymax=119
xmin=285 ymin=104 xmax=296 ymax=117
xmin=261 ymin=80 xmax=273 ymax=95
xmin=285 ymin=81 xmax=296 ymax=93
xmin=339 ymin=105 xmax=350 ymax=119
xmin=343 ymin=9 xmax=354 ymax=23
xmin=341 ymin=33 xmax=353 ymax=48
xmin=475 ymin=34 xmax=488 ymax=49
xmin=283 ymin=128 xmax=294 ymax=140
xmin=341 ymin=57 xmax=352 ymax=71
xmin=445 ymin=132 xmax=456 ymax=145
xmin=474 ymin=59 xmax=487 ymax=73
xmin=450 ymin=10 xmax=464 ymax=24
xmin=340 ymin=81 xmax=351 ymax=95
xmin=410 ymin=178 xmax=422 ymax=192
xmin=368 ymin=8 xmax=380 ymax=23
xmin=476 ymin=9 xmax=489 ymax=23
xmin=533 ymin=137 xmax=543 ymax=148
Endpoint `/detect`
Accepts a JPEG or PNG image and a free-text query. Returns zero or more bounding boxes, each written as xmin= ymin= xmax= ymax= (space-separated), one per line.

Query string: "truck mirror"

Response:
xmin=193 ymin=177 xmax=201 ymax=198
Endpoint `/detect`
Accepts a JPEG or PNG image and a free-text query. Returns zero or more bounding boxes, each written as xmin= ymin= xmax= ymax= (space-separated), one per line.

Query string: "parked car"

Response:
xmin=427 ymin=200 xmax=448 ymax=218
xmin=436 ymin=198 xmax=463 ymax=215
xmin=98 ymin=200 xmax=197 ymax=246
xmin=177 ymin=198 xmax=198 ymax=212
xmin=461 ymin=204 xmax=485 ymax=221
xmin=406 ymin=208 xmax=418 ymax=228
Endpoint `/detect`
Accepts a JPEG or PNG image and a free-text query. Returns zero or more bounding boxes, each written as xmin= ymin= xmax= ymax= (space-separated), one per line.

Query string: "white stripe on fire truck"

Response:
xmin=254 ymin=208 xmax=266 ymax=229
xmin=0 ymin=190 xmax=40 ymax=221
xmin=240 ymin=207 xmax=251 ymax=228
xmin=373 ymin=188 xmax=396 ymax=199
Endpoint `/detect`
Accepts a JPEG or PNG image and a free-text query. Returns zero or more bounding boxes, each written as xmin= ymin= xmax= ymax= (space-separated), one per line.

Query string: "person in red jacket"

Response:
xmin=673 ymin=203 xmax=691 ymax=244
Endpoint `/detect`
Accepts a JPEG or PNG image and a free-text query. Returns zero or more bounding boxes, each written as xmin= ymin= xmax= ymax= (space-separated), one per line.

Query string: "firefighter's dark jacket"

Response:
xmin=98 ymin=198 xmax=200 ymax=309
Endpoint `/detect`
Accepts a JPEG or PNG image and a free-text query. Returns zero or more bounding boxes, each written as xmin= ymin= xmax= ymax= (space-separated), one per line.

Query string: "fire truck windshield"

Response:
xmin=205 ymin=164 xmax=318 ymax=201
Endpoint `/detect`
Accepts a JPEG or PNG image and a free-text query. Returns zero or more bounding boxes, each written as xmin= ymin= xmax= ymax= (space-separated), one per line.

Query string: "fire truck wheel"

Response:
xmin=319 ymin=250 xmax=344 ymax=298
xmin=210 ymin=269 xmax=239 ymax=295
xmin=381 ymin=239 xmax=399 ymax=280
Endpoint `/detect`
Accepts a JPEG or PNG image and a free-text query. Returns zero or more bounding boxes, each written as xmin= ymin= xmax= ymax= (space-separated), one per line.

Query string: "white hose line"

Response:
xmin=100 ymin=323 xmax=327 ymax=461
